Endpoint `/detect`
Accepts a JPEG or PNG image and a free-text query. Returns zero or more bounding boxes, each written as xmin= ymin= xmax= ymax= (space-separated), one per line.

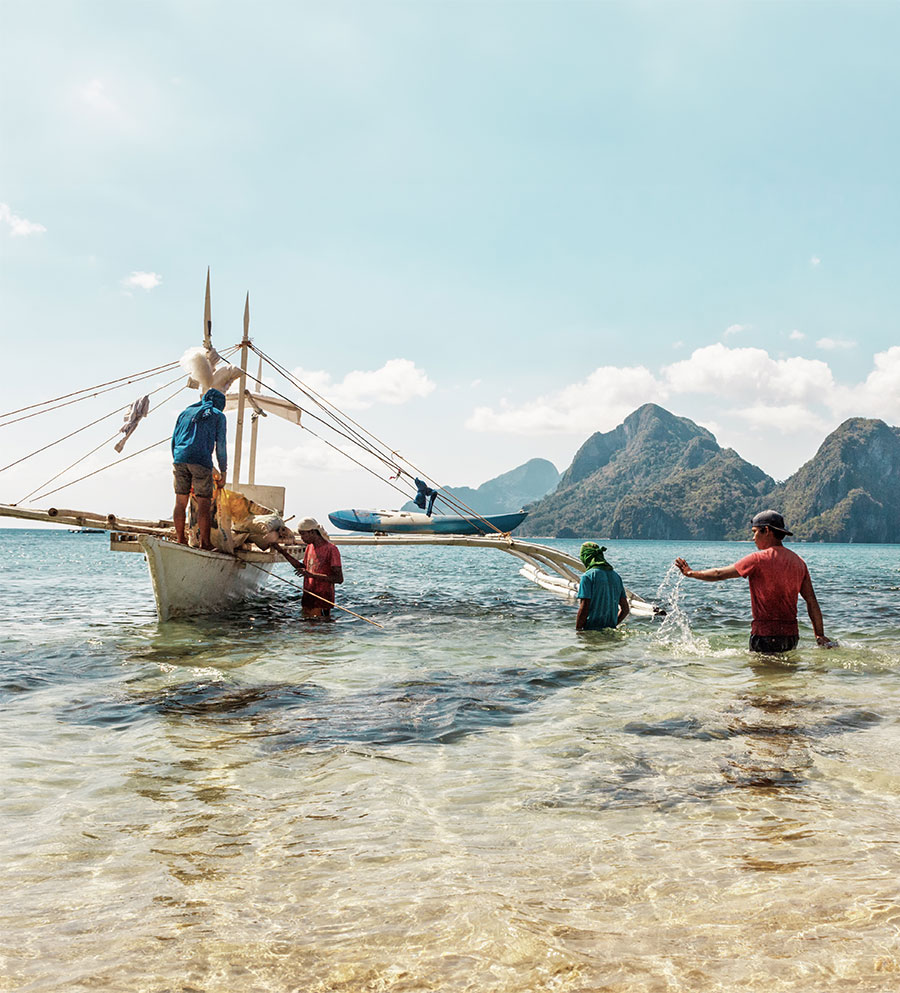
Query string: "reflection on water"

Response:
xmin=2 ymin=533 xmax=900 ymax=991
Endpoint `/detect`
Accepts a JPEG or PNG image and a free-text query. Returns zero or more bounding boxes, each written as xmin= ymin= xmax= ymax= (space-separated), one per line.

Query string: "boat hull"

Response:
xmin=138 ymin=535 xmax=274 ymax=621
xmin=328 ymin=509 xmax=528 ymax=535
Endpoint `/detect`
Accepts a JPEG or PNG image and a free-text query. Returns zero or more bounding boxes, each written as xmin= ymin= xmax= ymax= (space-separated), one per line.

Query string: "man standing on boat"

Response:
xmin=274 ymin=517 xmax=343 ymax=618
xmin=171 ymin=388 xmax=227 ymax=551
xmin=675 ymin=510 xmax=834 ymax=653
xmin=576 ymin=543 xmax=630 ymax=631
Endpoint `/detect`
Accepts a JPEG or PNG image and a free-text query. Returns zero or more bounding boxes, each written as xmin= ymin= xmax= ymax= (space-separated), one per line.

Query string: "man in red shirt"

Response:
xmin=273 ymin=517 xmax=344 ymax=619
xmin=675 ymin=510 xmax=833 ymax=654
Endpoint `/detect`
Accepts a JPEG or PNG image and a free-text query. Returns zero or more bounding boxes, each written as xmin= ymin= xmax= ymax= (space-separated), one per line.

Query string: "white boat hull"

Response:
xmin=138 ymin=535 xmax=274 ymax=621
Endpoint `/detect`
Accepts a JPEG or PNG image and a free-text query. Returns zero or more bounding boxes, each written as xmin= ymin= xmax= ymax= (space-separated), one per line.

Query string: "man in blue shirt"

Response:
xmin=171 ymin=388 xmax=228 ymax=550
xmin=575 ymin=542 xmax=630 ymax=631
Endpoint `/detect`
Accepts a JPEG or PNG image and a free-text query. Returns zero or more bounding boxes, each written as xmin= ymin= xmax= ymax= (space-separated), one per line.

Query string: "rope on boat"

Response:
xmin=243 ymin=350 xmax=411 ymax=481
xmin=0 ymin=358 xmax=185 ymax=421
xmin=2 ymin=369 xmax=196 ymax=480
xmin=16 ymin=429 xmax=124 ymax=503
xmin=0 ymin=362 xmax=188 ymax=427
xmin=6 ymin=347 xmax=240 ymax=503
xmin=27 ymin=437 xmax=171 ymax=503
xmin=247 ymin=344 xmax=510 ymax=538
xmin=233 ymin=364 xmax=414 ymax=504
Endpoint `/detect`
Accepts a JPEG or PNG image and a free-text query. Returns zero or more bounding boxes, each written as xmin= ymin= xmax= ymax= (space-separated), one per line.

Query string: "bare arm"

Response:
xmin=575 ymin=600 xmax=590 ymax=631
xmin=617 ymin=594 xmax=630 ymax=626
xmin=675 ymin=558 xmax=741 ymax=582
xmin=800 ymin=573 xmax=833 ymax=646
xmin=272 ymin=543 xmax=305 ymax=575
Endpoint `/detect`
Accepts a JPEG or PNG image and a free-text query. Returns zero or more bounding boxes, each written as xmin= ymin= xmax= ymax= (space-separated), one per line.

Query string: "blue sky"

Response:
xmin=2 ymin=1 xmax=899 ymax=526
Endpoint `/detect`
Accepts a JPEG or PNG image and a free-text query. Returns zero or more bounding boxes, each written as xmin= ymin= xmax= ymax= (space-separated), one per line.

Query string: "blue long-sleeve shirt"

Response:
xmin=171 ymin=402 xmax=227 ymax=472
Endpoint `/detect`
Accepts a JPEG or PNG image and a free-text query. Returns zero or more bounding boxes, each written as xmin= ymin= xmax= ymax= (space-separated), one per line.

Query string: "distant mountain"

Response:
xmin=403 ymin=458 xmax=560 ymax=515
xmin=764 ymin=418 xmax=900 ymax=542
xmin=519 ymin=405 xmax=900 ymax=543
xmin=520 ymin=404 xmax=774 ymax=539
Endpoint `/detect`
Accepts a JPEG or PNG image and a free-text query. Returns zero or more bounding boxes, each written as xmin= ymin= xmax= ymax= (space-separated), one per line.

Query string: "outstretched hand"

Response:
xmin=674 ymin=557 xmax=692 ymax=577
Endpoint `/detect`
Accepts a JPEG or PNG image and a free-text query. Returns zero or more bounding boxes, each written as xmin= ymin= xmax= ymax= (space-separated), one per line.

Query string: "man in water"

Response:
xmin=675 ymin=510 xmax=833 ymax=653
xmin=274 ymin=517 xmax=343 ymax=618
xmin=171 ymin=388 xmax=228 ymax=550
xmin=575 ymin=543 xmax=630 ymax=631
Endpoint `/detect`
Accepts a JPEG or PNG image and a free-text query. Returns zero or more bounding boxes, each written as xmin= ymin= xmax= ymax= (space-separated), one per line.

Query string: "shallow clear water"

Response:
xmin=2 ymin=531 xmax=899 ymax=992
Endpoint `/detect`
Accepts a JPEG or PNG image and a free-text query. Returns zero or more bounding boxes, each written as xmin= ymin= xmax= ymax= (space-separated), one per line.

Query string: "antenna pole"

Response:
xmin=231 ymin=292 xmax=250 ymax=487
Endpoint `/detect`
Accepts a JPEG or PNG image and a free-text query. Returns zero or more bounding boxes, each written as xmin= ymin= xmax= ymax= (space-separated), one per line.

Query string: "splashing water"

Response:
xmin=653 ymin=563 xmax=712 ymax=654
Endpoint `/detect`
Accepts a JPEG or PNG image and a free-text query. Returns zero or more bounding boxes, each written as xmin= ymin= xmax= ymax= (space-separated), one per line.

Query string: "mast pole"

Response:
xmin=248 ymin=354 xmax=263 ymax=484
xmin=232 ymin=292 xmax=250 ymax=488
xmin=203 ymin=267 xmax=212 ymax=350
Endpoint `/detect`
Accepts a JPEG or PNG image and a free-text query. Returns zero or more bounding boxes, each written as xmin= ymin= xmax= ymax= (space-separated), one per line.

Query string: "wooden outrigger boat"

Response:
xmin=0 ymin=273 xmax=661 ymax=623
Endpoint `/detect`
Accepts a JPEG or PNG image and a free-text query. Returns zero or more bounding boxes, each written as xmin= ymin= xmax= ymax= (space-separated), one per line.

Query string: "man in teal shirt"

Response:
xmin=575 ymin=543 xmax=630 ymax=631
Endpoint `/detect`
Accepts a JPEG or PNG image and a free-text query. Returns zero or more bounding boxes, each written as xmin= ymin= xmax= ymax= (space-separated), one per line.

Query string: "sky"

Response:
xmin=2 ymin=0 xmax=899 ymax=529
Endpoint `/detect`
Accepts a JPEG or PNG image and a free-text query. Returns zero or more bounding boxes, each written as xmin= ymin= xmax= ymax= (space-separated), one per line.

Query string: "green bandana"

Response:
xmin=580 ymin=542 xmax=612 ymax=570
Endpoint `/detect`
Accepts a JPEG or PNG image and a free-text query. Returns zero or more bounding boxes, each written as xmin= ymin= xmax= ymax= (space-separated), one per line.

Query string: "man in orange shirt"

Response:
xmin=675 ymin=510 xmax=834 ymax=654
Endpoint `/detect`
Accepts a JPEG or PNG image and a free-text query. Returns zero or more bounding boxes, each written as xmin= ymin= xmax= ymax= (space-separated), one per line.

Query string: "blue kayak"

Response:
xmin=328 ymin=509 xmax=528 ymax=535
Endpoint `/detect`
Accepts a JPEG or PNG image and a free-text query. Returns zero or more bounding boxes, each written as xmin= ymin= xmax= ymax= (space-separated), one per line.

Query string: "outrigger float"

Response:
xmin=0 ymin=273 xmax=661 ymax=623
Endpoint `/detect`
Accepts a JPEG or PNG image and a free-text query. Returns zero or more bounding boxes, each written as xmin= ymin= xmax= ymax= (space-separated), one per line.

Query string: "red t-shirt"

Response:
xmin=303 ymin=540 xmax=342 ymax=604
xmin=733 ymin=546 xmax=810 ymax=636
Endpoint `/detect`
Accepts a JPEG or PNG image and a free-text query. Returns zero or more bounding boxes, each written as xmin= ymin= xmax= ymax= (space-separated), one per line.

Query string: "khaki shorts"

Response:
xmin=173 ymin=463 xmax=214 ymax=498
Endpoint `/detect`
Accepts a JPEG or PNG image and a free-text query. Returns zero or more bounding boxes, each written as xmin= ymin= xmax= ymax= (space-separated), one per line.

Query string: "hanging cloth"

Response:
xmin=413 ymin=478 xmax=438 ymax=517
xmin=114 ymin=395 xmax=150 ymax=453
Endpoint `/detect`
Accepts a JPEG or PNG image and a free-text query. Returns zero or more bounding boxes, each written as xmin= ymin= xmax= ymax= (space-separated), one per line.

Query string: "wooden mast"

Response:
xmin=203 ymin=267 xmax=212 ymax=349
xmin=247 ymin=354 xmax=263 ymax=484
xmin=232 ymin=292 xmax=250 ymax=487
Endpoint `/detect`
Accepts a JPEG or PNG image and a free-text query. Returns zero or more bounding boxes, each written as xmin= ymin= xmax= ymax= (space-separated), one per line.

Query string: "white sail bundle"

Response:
xmin=179 ymin=346 xmax=242 ymax=394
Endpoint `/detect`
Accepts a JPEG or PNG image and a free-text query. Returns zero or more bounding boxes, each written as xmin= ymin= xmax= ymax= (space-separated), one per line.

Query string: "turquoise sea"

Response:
xmin=2 ymin=530 xmax=899 ymax=992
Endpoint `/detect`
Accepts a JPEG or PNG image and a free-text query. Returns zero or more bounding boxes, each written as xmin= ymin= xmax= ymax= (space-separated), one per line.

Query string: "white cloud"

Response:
xmin=810 ymin=256 xmax=821 ymax=266
xmin=290 ymin=358 xmax=435 ymax=410
xmin=816 ymin=337 xmax=855 ymax=351
xmin=723 ymin=323 xmax=749 ymax=337
xmin=0 ymin=203 xmax=46 ymax=237
xmin=671 ymin=340 xmax=684 ymax=349
xmin=122 ymin=271 xmax=162 ymax=290
xmin=789 ymin=329 xmax=805 ymax=341
xmin=463 ymin=342 xmax=900 ymax=470
xmin=663 ymin=344 xmax=834 ymax=406
xmin=79 ymin=78 xmax=119 ymax=115
xmin=466 ymin=365 xmax=662 ymax=435
xmin=832 ymin=346 xmax=900 ymax=421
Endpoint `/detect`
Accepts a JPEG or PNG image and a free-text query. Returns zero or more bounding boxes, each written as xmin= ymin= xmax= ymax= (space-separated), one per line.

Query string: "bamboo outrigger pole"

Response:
xmin=232 ymin=293 xmax=250 ymax=488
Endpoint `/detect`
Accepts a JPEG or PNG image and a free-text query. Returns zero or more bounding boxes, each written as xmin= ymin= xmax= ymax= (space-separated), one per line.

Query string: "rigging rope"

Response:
xmin=235 ymin=366 xmax=414 ymax=502
xmin=249 ymin=344 xmax=506 ymax=535
xmin=0 ymin=361 xmax=184 ymax=426
xmin=15 ymin=379 xmax=196 ymax=504
xmin=0 ymin=366 xmax=200 ymax=477
xmin=17 ymin=429 xmax=124 ymax=504
xmin=249 ymin=345 xmax=407 ymax=476
xmin=8 ymin=345 xmax=241 ymax=503
xmin=1 ymin=345 xmax=239 ymax=428
xmin=27 ymin=437 xmax=171 ymax=504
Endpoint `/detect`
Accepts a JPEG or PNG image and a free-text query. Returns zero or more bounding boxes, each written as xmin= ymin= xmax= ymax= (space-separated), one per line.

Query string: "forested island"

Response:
xmin=452 ymin=404 xmax=900 ymax=543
